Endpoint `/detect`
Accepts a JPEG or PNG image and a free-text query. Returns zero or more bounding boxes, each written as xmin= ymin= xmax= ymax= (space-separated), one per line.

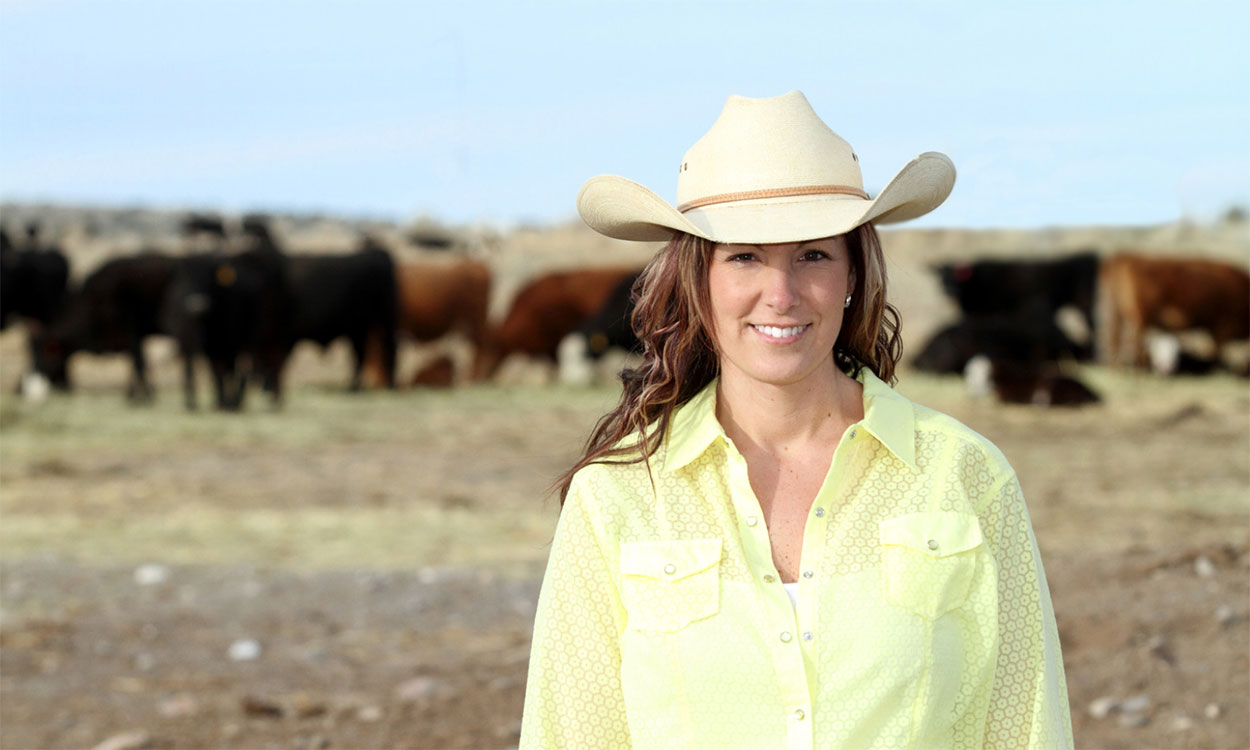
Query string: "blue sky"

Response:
xmin=1 ymin=0 xmax=1247 ymax=229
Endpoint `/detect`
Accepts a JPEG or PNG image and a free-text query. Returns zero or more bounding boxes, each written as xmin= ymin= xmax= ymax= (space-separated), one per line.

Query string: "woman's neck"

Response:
xmin=714 ymin=359 xmax=864 ymax=457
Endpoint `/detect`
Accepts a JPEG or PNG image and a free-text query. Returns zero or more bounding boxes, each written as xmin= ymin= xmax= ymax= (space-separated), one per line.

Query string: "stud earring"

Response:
xmin=844 ymin=294 xmax=853 ymax=308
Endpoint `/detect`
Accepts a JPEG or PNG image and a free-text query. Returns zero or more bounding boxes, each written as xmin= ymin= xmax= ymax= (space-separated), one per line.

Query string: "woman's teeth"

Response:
xmin=752 ymin=324 xmax=808 ymax=338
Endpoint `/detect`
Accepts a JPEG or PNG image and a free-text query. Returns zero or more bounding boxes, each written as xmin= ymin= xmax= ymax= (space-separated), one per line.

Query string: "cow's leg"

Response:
xmin=181 ymin=349 xmax=198 ymax=411
xmin=210 ymin=358 xmax=237 ymax=411
xmin=231 ymin=360 xmax=248 ymax=410
xmin=381 ymin=325 xmax=398 ymax=389
xmin=128 ymin=339 xmax=154 ymax=404
xmin=349 ymin=332 xmax=367 ymax=391
xmin=263 ymin=350 xmax=287 ymax=408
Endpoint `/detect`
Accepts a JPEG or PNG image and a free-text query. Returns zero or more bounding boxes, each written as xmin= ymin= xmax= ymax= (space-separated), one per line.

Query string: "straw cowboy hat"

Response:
xmin=577 ymin=90 xmax=955 ymax=245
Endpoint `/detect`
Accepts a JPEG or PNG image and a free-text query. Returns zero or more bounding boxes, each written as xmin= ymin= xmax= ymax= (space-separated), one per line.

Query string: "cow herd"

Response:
xmin=917 ymin=250 xmax=1249 ymax=405
xmin=2 ymin=219 xmax=1248 ymax=411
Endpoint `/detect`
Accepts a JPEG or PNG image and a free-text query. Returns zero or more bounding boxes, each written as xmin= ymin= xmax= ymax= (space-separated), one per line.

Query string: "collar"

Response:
xmin=662 ymin=367 xmax=918 ymax=474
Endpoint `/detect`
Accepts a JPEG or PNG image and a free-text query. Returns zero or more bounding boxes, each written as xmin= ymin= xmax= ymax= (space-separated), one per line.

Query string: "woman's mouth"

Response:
xmin=750 ymin=324 xmax=810 ymax=342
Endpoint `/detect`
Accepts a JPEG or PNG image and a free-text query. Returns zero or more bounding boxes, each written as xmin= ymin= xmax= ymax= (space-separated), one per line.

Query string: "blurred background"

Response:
xmin=1 ymin=1 xmax=1247 ymax=748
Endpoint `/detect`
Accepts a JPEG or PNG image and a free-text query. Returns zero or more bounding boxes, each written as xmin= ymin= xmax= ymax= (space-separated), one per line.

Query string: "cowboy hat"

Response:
xmin=577 ymin=91 xmax=955 ymax=245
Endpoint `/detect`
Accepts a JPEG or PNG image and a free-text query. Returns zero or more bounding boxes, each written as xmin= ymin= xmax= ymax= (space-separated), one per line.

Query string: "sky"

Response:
xmin=1 ymin=0 xmax=1247 ymax=230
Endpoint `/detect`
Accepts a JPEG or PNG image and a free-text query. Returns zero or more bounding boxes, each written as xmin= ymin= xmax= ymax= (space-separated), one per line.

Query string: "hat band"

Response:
xmin=678 ymin=184 xmax=870 ymax=213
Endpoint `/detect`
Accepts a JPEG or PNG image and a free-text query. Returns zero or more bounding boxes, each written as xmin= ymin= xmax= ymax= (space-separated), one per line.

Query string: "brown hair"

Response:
xmin=554 ymin=223 xmax=901 ymax=503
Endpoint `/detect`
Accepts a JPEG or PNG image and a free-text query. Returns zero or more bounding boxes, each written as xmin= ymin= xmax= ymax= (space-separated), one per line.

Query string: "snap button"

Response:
xmin=780 ymin=631 xmax=793 ymax=643
xmin=849 ymin=428 xmax=857 ymax=439
xmin=793 ymin=708 xmax=806 ymax=721
xmin=663 ymin=563 xmax=677 ymax=575
xmin=802 ymin=570 xmax=814 ymax=579
xmin=763 ymin=574 xmax=776 ymax=583
xmin=813 ymin=507 xmax=825 ymax=518
xmin=802 ymin=631 xmax=813 ymax=641
xmin=746 ymin=516 xmax=759 ymax=527
xmin=927 ymin=539 xmax=939 ymax=551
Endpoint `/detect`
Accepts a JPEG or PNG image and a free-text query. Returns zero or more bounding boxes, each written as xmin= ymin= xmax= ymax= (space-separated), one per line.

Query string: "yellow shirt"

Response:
xmin=520 ymin=370 xmax=1073 ymax=749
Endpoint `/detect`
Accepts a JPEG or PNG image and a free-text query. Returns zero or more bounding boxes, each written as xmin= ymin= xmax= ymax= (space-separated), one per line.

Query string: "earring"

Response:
xmin=844 ymin=294 xmax=853 ymax=308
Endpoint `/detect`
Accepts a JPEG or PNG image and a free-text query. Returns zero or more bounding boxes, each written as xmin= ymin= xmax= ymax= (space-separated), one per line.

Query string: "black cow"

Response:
xmin=934 ymin=251 xmax=1101 ymax=334
xmin=1 ymin=227 xmax=71 ymax=329
xmin=28 ymin=253 xmax=177 ymax=401
xmin=161 ymin=247 xmax=288 ymax=410
xmin=283 ymin=240 xmax=398 ymax=390
xmin=912 ymin=317 xmax=1088 ymax=375
xmin=557 ymin=270 xmax=643 ymax=384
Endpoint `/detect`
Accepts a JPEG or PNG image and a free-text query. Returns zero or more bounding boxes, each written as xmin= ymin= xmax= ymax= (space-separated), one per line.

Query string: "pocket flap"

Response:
xmin=880 ymin=512 xmax=983 ymax=557
xmin=620 ymin=539 xmax=722 ymax=581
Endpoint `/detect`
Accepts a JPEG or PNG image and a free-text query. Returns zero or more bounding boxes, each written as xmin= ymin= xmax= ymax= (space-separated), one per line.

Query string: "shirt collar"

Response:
xmin=662 ymin=368 xmax=917 ymax=474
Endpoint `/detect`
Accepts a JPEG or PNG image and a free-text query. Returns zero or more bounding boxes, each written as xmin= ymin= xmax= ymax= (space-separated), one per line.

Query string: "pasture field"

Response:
xmin=2 ymin=346 xmax=1247 ymax=749
xmin=1 ymin=213 xmax=1248 ymax=749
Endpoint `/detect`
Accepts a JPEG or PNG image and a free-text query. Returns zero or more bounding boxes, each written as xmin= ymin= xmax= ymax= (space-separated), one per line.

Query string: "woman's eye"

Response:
xmin=800 ymin=250 xmax=830 ymax=262
xmin=727 ymin=253 xmax=756 ymax=263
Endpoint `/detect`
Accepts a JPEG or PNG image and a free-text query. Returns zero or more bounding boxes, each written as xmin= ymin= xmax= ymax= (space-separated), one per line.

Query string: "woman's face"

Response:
xmin=707 ymin=235 xmax=855 ymax=389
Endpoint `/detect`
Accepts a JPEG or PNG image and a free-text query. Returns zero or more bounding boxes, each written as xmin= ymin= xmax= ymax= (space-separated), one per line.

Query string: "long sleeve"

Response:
xmin=520 ymin=469 xmax=632 ymax=749
xmin=978 ymin=473 xmax=1074 ymax=749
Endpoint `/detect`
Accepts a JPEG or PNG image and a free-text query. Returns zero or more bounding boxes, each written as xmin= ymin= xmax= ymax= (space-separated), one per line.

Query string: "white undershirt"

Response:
xmin=782 ymin=581 xmax=799 ymax=608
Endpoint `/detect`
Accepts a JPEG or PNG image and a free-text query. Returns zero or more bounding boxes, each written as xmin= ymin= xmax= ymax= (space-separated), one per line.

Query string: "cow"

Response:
xmin=27 ymin=253 xmax=178 ymax=401
xmin=934 ymin=251 xmax=1101 ymax=338
xmin=283 ymin=239 xmax=398 ymax=390
xmin=911 ymin=317 xmax=1088 ymax=375
xmin=1 ymin=227 xmax=71 ymax=330
xmin=162 ymin=244 xmax=290 ymax=410
xmin=377 ymin=258 xmax=492 ymax=383
xmin=1098 ymin=253 xmax=1250 ymax=369
xmin=964 ymin=355 xmax=1101 ymax=407
xmin=478 ymin=267 xmax=640 ymax=379
xmin=557 ymin=269 xmax=643 ymax=385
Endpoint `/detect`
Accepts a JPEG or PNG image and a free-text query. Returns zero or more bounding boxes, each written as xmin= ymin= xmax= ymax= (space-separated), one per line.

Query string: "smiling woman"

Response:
xmin=521 ymin=91 xmax=1073 ymax=750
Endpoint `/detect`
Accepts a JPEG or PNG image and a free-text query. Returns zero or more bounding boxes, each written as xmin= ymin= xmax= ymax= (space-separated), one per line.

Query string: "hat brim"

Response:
xmin=577 ymin=152 xmax=955 ymax=245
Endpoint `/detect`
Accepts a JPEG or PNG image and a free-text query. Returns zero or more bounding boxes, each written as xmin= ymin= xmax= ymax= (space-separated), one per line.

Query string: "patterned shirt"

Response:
xmin=520 ymin=369 xmax=1073 ymax=749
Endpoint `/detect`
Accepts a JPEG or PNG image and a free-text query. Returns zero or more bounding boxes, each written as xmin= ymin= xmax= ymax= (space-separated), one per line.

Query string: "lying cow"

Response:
xmin=964 ymin=356 xmax=1100 ymax=408
xmin=480 ymin=266 xmax=640 ymax=379
xmin=1098 ymin=253 xmax=1250 ymax=368
xmin=911 ymin=317 xmax=1087 ymax=375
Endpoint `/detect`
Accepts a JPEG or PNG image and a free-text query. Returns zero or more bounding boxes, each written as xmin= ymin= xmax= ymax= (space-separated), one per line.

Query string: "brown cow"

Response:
xmin=363 ymin=260 xmax=492 ymax=384
xmin=1098 ymin=253 xmax=1250 ymax=368
xmin=479 ymin=267 xmax=641 ymax=378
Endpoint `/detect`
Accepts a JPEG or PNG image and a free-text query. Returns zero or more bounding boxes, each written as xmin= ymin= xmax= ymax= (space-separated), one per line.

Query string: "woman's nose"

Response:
xmin=764 ymin=266 xmax=799 ymax=312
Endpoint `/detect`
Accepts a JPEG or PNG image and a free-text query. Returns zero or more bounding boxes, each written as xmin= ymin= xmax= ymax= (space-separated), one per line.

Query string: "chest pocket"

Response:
xmin=880 ymin=513 xmax=984 ymax=621
xmin=620 ymin=539 xmax=722 ymax=633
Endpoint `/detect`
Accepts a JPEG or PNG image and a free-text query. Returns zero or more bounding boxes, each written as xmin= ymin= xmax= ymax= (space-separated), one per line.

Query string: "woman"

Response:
xmin=520 ymin=91 xmax=1072 ymax=749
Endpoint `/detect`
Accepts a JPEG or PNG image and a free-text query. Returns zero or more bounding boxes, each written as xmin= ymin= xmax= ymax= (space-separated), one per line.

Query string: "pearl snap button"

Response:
xmin=928 ymin=539 xmax=939 ymax=550
xmin=793 ymin=708 xmax=806 ymax=721
xmin=746 ymin=516 xmax=759 ymax=527
xmin=803 ymin=570 xmax=814 ymax=579
xmin=780 ymin=631 xmax=793 ymax=643
xmin=814 ymin=507 xmax=825 ymax=517
xmin=763 ymin=574 xmax=775 ymax=583
xmin=664 ymin=563 xmax=676 ymax=575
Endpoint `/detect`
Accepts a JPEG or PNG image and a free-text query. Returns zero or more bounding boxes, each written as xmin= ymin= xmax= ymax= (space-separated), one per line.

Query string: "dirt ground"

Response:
xmin=1 ymin=215 xmax=1248 ymax=749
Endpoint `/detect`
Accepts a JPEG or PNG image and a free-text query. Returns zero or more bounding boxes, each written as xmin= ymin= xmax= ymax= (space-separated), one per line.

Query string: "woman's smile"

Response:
xmin=749 ymin=323 xmax=811 ymax=343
